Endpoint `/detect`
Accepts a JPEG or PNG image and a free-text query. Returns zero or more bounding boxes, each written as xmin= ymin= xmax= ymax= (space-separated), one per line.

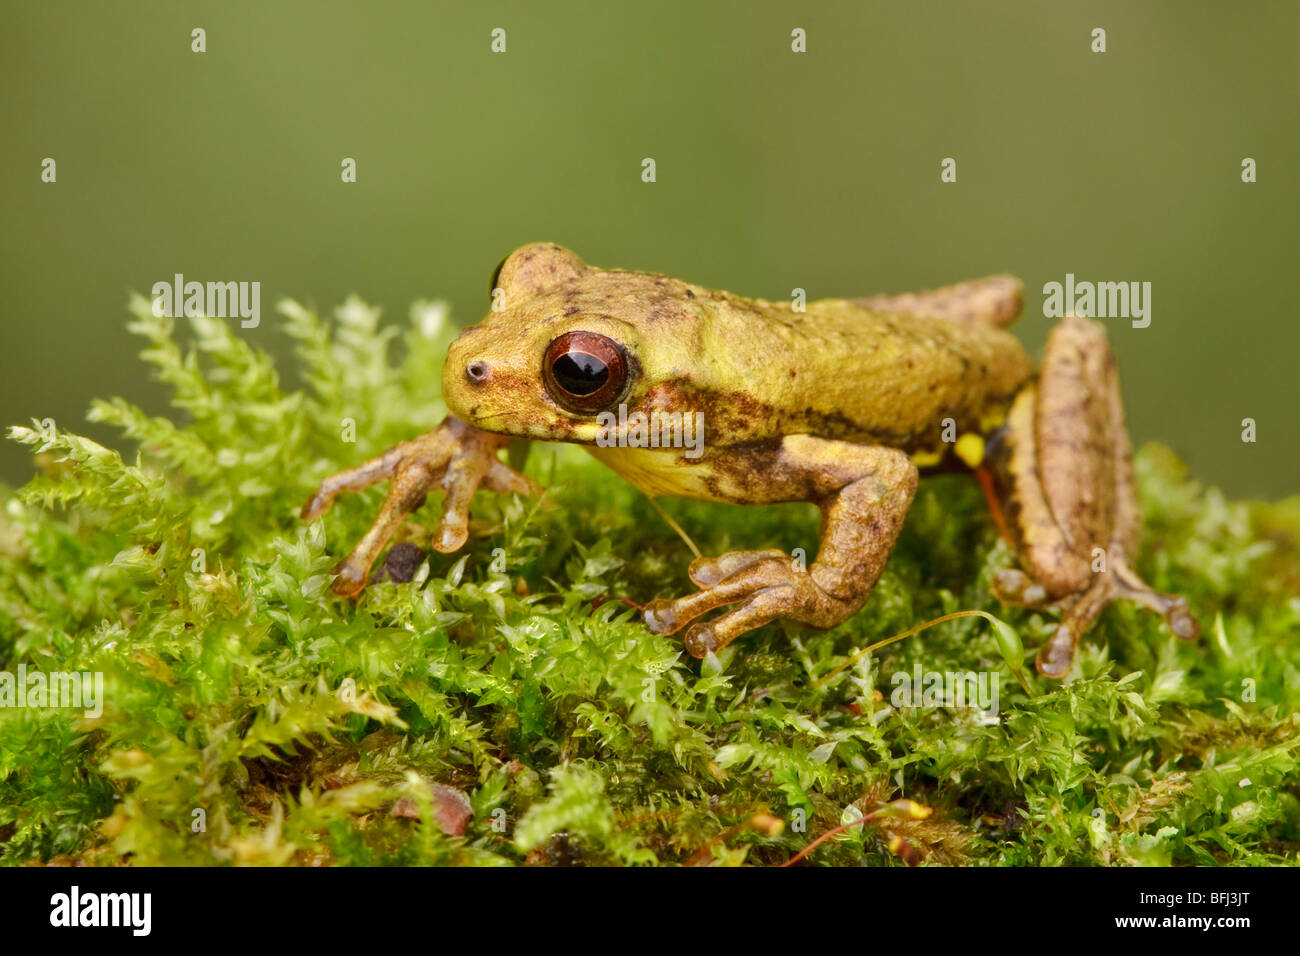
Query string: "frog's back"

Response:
xmin=686 ymin=287 xmax=1033 ymax=453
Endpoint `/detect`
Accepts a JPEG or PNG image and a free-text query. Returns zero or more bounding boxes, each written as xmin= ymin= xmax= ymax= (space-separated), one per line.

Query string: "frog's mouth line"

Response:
xmin=461 ymin=406 xmax=603 ymax=444
xmin=464 ymin=409 xmax=510 ymax=427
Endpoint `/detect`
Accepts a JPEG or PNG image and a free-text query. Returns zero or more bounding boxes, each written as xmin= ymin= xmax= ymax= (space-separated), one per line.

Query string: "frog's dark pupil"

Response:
xmin=552 ymin=351 xmax=608 ymax=395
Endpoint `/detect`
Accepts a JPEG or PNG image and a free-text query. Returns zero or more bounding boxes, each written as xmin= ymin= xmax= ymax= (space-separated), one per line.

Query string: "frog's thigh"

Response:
xmin=994 ymin=384 xmax=1092 ymax=599
xmin=1036 ymin=316 xmax=1121 ymax=557
xmin=644 ymin=437 xmax=917 ymax=657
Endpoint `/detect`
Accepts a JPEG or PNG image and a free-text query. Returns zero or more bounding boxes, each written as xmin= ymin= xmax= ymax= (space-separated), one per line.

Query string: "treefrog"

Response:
xmin=301 ymin=243 xmax=1200 ymax=677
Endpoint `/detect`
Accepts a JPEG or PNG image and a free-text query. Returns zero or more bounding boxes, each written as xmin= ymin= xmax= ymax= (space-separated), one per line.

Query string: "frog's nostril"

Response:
xmin=465 ymin=361 xmax=490 ymax=384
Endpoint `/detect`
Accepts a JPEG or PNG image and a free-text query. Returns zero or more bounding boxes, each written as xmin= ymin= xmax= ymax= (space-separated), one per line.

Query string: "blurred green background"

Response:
xmin=2 ymin=0 xmax=1296 ymax=497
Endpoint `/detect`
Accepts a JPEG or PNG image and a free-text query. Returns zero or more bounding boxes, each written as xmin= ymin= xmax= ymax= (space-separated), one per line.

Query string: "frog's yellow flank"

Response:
xmin=953 ymin=433 xmax=985 ymax=469
xmin=302 ymin=243 xmax=1200 ymax=678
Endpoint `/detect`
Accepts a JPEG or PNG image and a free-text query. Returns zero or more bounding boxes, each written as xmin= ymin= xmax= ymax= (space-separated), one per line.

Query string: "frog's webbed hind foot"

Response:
xmin=643 ymin=439 xmax=917 ymax=660
xmin=995 ymin=557 xmax=1199 ymax=678
xmin=1031 ymin=561 xmax=1201 ymax=678
xmin=300 ymin=416 xmax=535 ymax=597
xmin=986 ymin=316 xmax=1200 ymax=678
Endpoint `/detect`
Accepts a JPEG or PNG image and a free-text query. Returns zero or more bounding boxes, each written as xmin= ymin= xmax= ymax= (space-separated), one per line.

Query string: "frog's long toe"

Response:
xmin=686 ymin=549 xmax=788 ymax=588
xmin=681 ymin=586 xmax=793 ymax=657
xmin=1112 ymin=561 xmax=1202 ymax=642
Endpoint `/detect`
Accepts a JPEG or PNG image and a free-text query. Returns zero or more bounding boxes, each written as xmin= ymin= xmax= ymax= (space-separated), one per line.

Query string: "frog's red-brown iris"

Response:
xmin=543 ymin=331 xmax=627 ymax=413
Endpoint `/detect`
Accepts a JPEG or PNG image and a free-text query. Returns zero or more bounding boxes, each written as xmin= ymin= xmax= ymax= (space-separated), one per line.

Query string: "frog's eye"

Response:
xmin=543 ymin=331 xmax=627 ymax=413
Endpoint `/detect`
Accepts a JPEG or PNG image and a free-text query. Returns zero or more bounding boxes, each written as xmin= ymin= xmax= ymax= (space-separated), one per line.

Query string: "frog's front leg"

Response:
xmin=987 ymin=316 xmax=1200 ymax=677
xmin=644 ymin=438 xmax=917 ymax=658
xmin=301 ymin=416 xmax=537 ymax=596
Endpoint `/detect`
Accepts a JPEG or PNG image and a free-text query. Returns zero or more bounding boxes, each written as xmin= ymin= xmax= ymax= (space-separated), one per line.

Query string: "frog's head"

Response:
xmin=443 ymin=243 xmax=704 ymax=443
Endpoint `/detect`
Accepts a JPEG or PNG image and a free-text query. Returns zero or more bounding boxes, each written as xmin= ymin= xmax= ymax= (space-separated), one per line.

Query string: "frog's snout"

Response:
xmin=447 ymin=325 xmax=497 ymax=387
xmin=442 ymin=325 xmax=527 ymax=430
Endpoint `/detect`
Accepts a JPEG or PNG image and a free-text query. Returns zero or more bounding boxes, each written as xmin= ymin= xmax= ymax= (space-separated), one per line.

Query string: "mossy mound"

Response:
xmin=2 ymin=297 xmax=1297 ymax=866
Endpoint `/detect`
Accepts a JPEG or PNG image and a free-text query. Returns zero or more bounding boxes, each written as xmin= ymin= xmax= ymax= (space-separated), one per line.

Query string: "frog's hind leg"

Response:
xmin=988 ymin=317 xmax=1199 ymax=677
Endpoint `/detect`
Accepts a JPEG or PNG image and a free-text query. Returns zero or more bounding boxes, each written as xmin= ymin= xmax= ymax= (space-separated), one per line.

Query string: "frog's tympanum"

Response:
xmin=302 ymin=243 xmax=1200 ymax=678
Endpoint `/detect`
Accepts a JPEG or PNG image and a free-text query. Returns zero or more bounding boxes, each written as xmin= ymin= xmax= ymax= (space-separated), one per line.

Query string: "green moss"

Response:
xmin=1 ymin=296 xmax=1297 ymax=866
